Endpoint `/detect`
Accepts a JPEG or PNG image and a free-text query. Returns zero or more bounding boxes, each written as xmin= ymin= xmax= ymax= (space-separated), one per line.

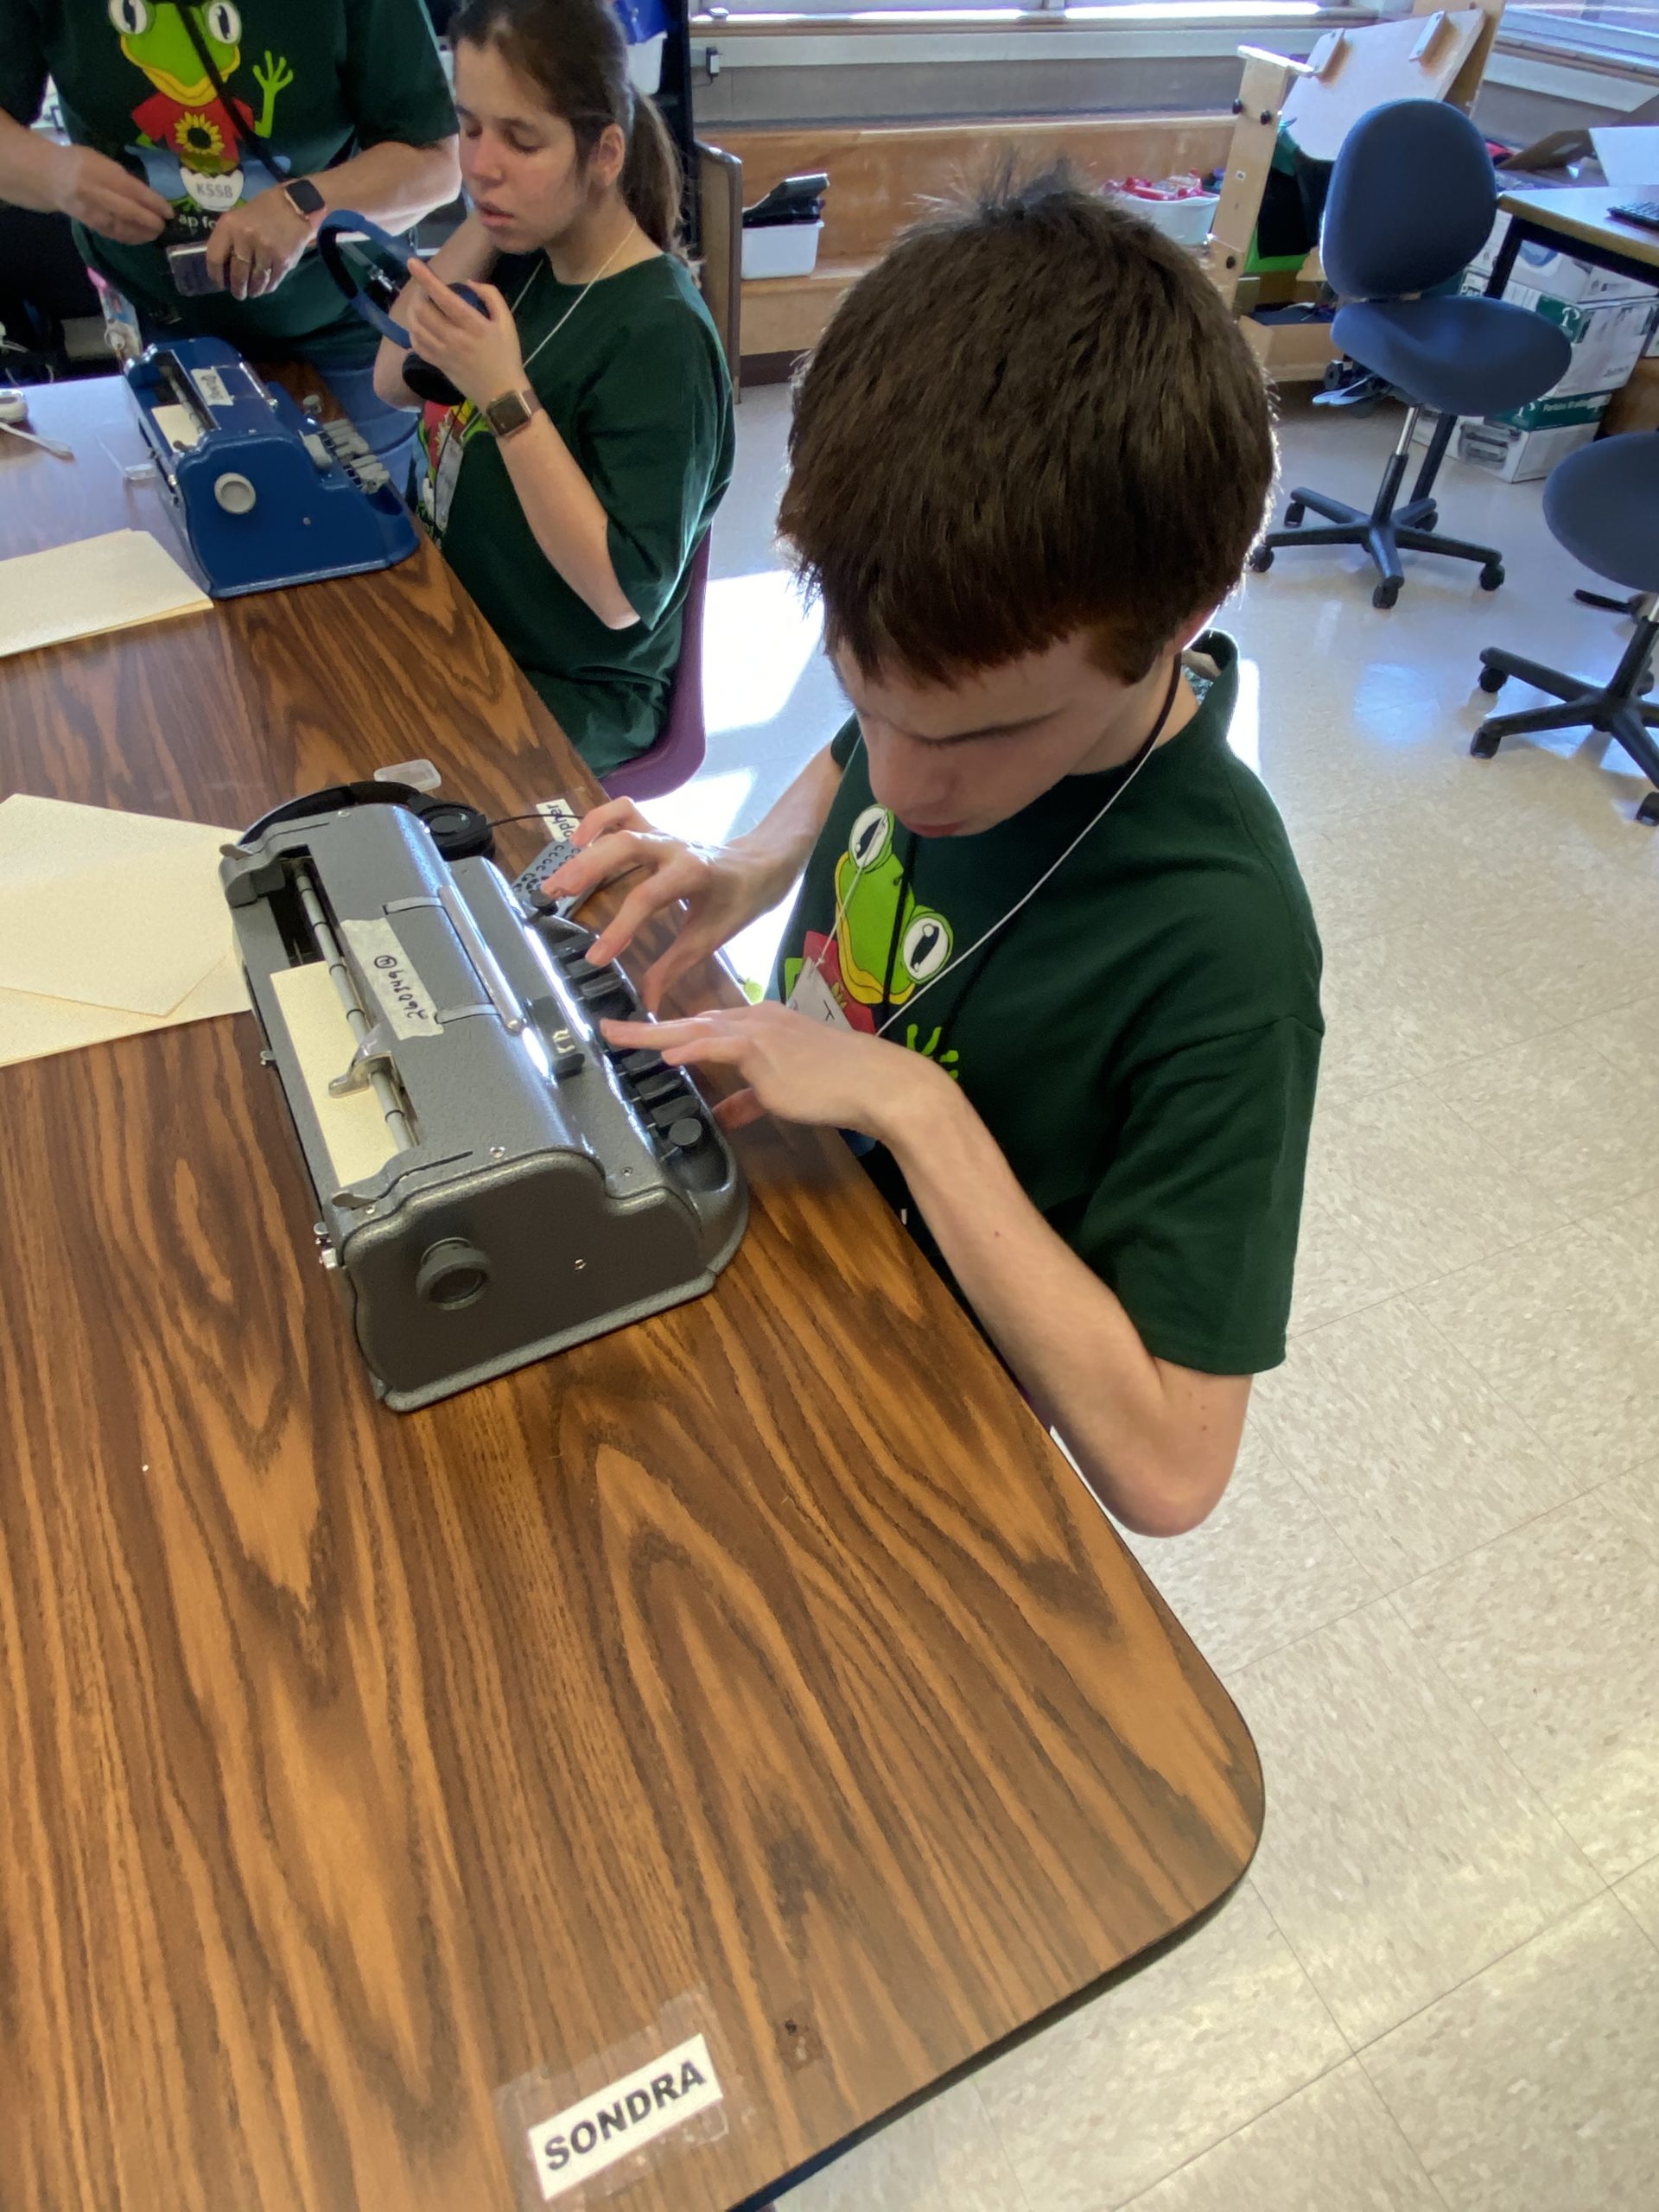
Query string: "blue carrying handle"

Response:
xmin=317 ymin=211 xmax=488 ymax=346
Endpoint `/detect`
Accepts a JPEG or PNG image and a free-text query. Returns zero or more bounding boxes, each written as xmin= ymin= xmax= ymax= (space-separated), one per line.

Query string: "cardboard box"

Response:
xmin=1469 ymin=213 xmax=1653 ymax=304
xmin=1459 ymin=276 xmax=1658 ymax=397
xmin=1455 ymin=414 xmax=1603 ymax=483
xmin=1485 ymin=388 xmax=1614 ymax=435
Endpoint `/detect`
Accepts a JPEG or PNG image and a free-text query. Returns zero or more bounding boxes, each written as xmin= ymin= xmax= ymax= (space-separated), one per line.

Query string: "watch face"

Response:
xmin=286 ymin=178 xmax=325 ymax=217
xmin=488 ymin=391 xmax=532 ymax=435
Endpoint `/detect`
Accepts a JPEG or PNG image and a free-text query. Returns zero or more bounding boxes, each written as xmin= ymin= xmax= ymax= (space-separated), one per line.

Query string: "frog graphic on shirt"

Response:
xmin=784 ymin=803 xmax=963 ymax=1071
xmin=109 ymin=0 xmax=293 ymax=227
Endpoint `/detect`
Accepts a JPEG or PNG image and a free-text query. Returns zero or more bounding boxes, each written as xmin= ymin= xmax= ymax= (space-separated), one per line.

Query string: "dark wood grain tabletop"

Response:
xmin=0 ymin=372 xmax=1262 ymax=2212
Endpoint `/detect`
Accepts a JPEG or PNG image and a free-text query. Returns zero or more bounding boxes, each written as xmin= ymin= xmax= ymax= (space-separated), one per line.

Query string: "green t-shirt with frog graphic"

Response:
xmin=774 ymin=635 xmax=1324 ymax=1376
xmin=0 ymin=0 xmax=454 ymax=356
xmin=415 ymin=251 xmax=734 ymax=778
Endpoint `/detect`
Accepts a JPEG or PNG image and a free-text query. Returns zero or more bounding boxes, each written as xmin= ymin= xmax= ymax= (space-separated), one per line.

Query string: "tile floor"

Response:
xmin=679 ymin=385 xmax=1659 ymax=2211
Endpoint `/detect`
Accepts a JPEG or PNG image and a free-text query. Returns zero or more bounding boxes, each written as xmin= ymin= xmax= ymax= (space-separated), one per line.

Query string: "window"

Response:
xmin=1502 ymin=1 xmax=1659 ymax=69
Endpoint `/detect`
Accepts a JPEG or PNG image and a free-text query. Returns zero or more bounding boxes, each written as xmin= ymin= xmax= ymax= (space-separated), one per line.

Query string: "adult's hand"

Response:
xmin=205 ymin=188 xmax=314 ymax=301
xmin=51 ymin=143 xmax=172 ymax=245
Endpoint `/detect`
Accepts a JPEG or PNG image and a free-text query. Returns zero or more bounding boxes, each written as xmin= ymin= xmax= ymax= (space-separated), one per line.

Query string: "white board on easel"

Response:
xmin=1280 ymin=8 xmax=1487 ymax=163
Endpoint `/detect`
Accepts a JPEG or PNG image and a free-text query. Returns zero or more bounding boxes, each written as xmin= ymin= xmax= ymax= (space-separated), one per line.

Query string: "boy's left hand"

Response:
xmin=402 ymin=257 xmax=527 ymax=412
xmin=601 ymin=1004 xmax=951 ymax=1141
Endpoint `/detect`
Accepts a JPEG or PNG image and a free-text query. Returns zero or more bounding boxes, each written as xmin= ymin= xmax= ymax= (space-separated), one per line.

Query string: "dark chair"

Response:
xmin=601 ymin=534 xmax=711 ymax=802
xmin=1472 ymin=432 xmax=1659 ymax=824
xmin=1249 ymin=100 xmax=1573 ymax=610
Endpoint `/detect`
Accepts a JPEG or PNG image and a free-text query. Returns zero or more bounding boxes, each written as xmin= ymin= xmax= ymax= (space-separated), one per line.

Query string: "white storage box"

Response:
xmin=741 ymin=223 xmax=823 ymax=281
xmin=1459 ymin=276 xmax=1657 ymax=398
xmin=1455 ymin=415 xmax=1602 ymax=483
xmin=1119 ymin=191 xmax=1218 ymax=248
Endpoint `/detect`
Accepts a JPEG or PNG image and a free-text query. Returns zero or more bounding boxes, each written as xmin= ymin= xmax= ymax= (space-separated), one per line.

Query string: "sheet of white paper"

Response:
xmin=0 ymin=529 xmax=210 ymax=661
xmin=1592 ymin=126 xmax=1659 ymax=188
xmin=150 ymin=401 xmax=204 ymax=453
xmin=0 ymin=956 xmax=249 ymax=1070
xmin=269 ymin=961 xmax=398 ymax=1191
xmin=0 ymin=793 xmax=237 ymax=1016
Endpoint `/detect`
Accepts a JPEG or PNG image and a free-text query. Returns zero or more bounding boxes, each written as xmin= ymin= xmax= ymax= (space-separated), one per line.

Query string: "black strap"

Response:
xmin=175 ymin=7 xmax=290 ymax=191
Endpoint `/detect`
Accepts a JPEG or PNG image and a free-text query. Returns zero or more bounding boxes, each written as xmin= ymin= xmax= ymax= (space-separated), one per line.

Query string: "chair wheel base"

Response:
xmin=1471 ymin=728 xmax=1503 ymax=759
xmin=1478 ymin=666 xmax=1507 ymax=695
xmin=1372 ymin=580 xmax=1401 ymax=610
xmin=1249 ymin=545 xmax=1274 ymax=573
xmin=1479 ymin=563 xmax=1505 ymax=591
xmin=1639 ymin=791 xmax=1659 ymax=825
xmin=1284 ymin=502 xmax=1305 ymax=527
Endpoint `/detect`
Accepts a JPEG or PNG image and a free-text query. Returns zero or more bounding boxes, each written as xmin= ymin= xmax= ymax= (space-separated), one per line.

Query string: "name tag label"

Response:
xmin=788 ymin=958 xmax=853 ymax=1031
xmin=526 ymin=2034 xmax=723 ymax=2202
xmin=340 ymin=917 xmax=442 ymax=1039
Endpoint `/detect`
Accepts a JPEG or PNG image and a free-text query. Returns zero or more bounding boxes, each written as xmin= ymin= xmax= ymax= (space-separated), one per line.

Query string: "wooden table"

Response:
xmin=1490 ymin=183 xmax=1659 ymax=297
xmin=0 ymin=373 xmax=1262 ymax=2212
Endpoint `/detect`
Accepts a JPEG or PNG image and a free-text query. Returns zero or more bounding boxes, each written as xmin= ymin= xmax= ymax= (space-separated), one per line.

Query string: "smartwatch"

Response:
xmin=283 ymin=177 xmax=326 ymax=224
xmin=485 ymin=387 xmax=538 ymax=440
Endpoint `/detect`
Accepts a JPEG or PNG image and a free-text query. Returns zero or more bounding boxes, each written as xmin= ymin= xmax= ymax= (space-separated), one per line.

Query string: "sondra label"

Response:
xmin=528 ymin=2032 xmax=724 ymax=2201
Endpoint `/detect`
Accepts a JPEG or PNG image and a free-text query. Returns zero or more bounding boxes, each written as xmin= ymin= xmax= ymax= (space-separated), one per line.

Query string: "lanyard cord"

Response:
xmin=867 ymin=655 xmax=1184 ymax=1043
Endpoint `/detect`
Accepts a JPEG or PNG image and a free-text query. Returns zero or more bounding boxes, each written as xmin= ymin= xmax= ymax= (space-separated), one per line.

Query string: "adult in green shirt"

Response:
xmin=550 ymin=176 xmax=1323 ymax=1541
xmin=0 ymin=0 xmax=460 ymax=465
xmin=371 ymin=0 xmax=733 ymax=779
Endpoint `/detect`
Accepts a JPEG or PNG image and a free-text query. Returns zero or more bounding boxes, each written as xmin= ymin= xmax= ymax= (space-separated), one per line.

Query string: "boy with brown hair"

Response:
xmin=552 ymin=171 xmax=1323 ymax=1538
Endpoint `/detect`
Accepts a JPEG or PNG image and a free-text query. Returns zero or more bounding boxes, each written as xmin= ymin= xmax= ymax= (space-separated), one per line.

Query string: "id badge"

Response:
xmin=788 ymin=960 xmax=852 ymax=1031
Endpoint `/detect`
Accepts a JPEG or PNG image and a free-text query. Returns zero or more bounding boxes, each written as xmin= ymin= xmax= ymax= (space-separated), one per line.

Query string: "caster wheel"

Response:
xmin=1478 ymin=665 xmax=1508 ymax=695
xmin=1471 ymin=727 xmax=1503 ymax=760
xmin=1372 ymin=580 xmax=1401 ymax=610
xmin=1249 ymin=545 xmax=1274 ymax=574
xmin=1639 ymin=791 xmax=1659 ymax=824
xmin=1417 ymin=508 xmax=1439 ymax=532
xmin=1640 ymin=677 xmax=1655 ymax=696
xmin=1284 ymin=501 xmax=1305 ymax=528
xmin=1479 ymin=563 xmax=1505 ymax=591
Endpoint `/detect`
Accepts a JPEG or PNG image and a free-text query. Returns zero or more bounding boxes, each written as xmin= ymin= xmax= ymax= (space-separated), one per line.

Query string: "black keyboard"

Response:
xmin=1611 ymin=199 xmax=1659 ymax=234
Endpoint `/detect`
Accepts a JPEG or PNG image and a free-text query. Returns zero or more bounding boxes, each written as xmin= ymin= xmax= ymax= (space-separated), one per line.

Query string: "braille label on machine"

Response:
xmin=190 ymin=365 xmax=233 ymax=410
xmin=525 ymin=2034 xmax=724 ymax=2202
xmin=340 ymin=918 xmax=442 ymax=1039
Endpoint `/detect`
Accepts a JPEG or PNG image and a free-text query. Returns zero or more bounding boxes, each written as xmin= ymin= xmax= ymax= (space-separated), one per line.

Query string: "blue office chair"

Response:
xmin=1249 ymin=100 xmax=1573 ymax=609
xmin=1473 ymin=432 xmax=1659 ymax=823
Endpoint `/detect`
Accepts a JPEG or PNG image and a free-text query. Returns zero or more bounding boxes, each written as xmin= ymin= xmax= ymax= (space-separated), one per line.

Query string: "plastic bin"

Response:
xmin=741 ymin=223 xmax=824 ymax=281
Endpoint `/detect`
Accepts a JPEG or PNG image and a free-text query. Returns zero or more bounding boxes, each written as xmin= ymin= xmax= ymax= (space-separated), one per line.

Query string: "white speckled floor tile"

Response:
xmin=1427 ymin=1023 xmax=1659 ymax=1217
xmin=1317 ymin=921 xmax=1562 ymax=1106
xmin=784 ymin=2076 xmax=1027 ymax=2212
xmin=973 ymin=1883 xmax=1348 ymax=2212
xmin=1121 ymin=2062 xmax=1441 ymax=2212
xmin=1363 ymin=1894 xmax=1659 ymax=2211
xmin=1234 ymin=1599 xmax=1601 ymax=2048
xmin=1601 ymin=1458 xmax=1659 ymax=1559
xmin=1252 ymin=1297 xmax=1582 ymax=1589
xmin=1289 ymin=1079 xmax=1567 ymax=1333
xmin=1123 ymin=1429 xmax=1378 ymax=1681
xmin=1394 ymin=1496 xmax=1659 ymax=1880
xmin=1412 ymin=1191 xmax=1659 ymax=1490
xmin=1615 ymin=1854 xmax=1659 ymax=1948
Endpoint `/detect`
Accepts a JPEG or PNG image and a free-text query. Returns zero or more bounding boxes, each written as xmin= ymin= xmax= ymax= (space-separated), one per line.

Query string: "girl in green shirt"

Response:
xmin=373 ymin=0 xmax=733 ymax=777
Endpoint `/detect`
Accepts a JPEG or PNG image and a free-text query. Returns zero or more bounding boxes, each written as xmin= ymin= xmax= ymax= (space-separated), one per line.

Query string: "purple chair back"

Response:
xmin=601 ymin=534 xmax=711 ymax=801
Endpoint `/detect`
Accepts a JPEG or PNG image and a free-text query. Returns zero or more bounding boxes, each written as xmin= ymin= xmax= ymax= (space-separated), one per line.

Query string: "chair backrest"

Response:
xmin=600 ymin=533 xmax=711 ymax=802
xmin=1321 ymin=99 xmax=1496 ymax=302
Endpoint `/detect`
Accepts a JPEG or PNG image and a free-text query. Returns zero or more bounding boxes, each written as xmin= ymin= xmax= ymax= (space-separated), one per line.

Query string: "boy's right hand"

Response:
xmin=52 ymin=144 xmax=172 ymax=245
xmin=545 ymin=798 xmax=776 ymax=1015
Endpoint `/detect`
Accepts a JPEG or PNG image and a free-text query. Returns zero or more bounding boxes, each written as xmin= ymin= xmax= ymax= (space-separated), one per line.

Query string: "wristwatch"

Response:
xmin=283 ymin=177 xmax=325 ymax=225
xmin=485 ymin=387 xmax=539 ymax=440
